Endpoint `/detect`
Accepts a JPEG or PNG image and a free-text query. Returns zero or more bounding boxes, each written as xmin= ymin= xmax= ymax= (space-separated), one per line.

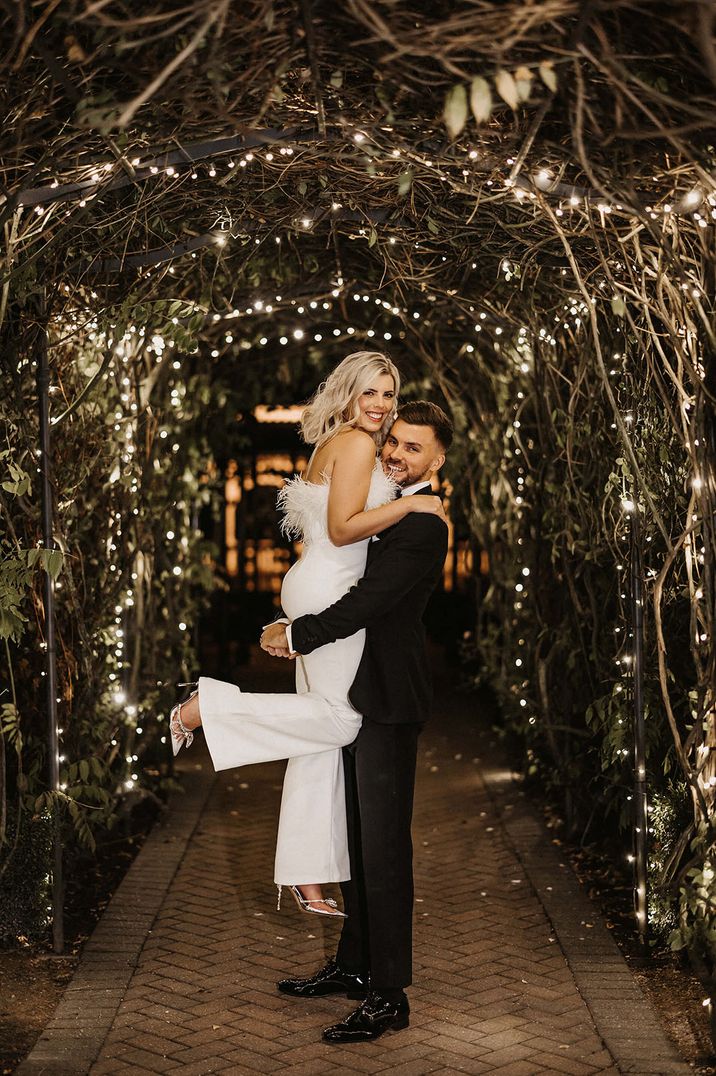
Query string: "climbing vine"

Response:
xmin=1 ymin=0 xmax=716 ymax=1020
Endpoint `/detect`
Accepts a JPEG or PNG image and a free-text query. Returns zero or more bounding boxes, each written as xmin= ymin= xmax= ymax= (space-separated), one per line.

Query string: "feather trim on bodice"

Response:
xmin=277 ymin=460 xmax=398 ymax=542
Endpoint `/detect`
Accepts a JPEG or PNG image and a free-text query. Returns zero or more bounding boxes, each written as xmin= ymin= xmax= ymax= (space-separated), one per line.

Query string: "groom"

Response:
xmin=261 ymin=400 xmax=453 ymax=1044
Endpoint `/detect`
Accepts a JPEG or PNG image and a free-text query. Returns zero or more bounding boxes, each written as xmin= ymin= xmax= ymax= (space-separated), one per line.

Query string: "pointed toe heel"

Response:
xmin=278 ymin=884 xmax=347 ymax=919
xmin=169 ymin=687 xmax=198 ymax=756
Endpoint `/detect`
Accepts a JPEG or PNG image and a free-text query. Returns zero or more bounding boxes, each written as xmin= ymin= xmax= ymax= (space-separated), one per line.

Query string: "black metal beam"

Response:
xmin=96 ymin=208 xmax=392 ymax=273
xmin=37 ymin=293 xmax=64 ymax=955
xmin=630 ymin=503 xmax=648 ymax=953
xmin=14 ymin=127 xmax=320 ymax=209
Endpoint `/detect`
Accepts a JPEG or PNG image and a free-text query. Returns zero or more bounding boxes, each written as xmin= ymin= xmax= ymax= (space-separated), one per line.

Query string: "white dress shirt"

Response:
xmin=399 ymin=480 xmax=432 ymax=497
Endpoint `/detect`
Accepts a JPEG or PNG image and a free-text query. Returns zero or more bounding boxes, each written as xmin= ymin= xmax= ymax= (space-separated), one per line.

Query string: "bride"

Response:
xmin=169 ymin=351 xmax=444 ymax=917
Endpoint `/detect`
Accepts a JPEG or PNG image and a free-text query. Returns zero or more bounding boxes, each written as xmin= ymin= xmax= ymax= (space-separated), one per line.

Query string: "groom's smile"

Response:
xmin=381 ymin=419 xmax=446 ymax=488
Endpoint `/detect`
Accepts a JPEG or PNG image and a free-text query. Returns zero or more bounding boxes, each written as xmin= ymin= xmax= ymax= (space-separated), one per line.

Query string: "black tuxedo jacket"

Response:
xmin=290 ymin=491 xmax=448 ymax=725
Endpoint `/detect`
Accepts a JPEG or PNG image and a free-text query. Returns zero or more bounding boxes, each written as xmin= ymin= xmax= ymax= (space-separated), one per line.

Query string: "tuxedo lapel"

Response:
xmin=370 ymin=483 xmax=437 ymax=556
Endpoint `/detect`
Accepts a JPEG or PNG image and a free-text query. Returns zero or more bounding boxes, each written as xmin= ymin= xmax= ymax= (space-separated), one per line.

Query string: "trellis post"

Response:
xmin=37 ymin=293 xmax=64 ymax=954
xmin=630 ymin=501 xmax=648 ymax=952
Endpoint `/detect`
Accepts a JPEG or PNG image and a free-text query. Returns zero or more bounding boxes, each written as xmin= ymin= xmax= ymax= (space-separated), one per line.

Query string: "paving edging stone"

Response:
xmin=479 ymin=758 xmax=691 ymax=1076
xmin=17 ymin=761 xmax=215 ymax=1076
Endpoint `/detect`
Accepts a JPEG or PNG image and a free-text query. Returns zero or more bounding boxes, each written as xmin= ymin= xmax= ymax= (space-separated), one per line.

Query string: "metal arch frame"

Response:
xmin=27 ymin=117 xmax=655 ymax=955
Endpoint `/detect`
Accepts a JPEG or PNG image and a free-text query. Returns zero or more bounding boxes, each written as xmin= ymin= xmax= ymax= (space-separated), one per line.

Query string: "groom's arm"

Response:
xmin=289 ymin=515 xmax=447 ymax=656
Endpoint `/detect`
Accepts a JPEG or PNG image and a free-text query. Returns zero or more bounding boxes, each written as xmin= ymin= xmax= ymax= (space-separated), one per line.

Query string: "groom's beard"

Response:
xmin=382 ymin=458 xmax=431 ymax=488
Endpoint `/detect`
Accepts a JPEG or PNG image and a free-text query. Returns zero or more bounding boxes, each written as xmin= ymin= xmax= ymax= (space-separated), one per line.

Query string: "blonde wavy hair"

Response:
xmin=300 ymin=351 xmax=401 ymax=448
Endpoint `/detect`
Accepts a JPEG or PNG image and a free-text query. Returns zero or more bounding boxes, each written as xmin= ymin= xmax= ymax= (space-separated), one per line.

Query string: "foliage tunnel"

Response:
xmin=1 ymin=0 xmax=716 ymax=1000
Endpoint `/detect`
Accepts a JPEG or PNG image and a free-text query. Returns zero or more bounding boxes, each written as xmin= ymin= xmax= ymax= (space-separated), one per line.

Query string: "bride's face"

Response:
xmin=355 ymin=373 xmax=396 ymax=435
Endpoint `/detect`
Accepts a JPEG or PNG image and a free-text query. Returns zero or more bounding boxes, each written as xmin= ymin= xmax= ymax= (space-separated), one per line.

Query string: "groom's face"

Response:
xmin=381 ymin=419 xmax=445 ymax=488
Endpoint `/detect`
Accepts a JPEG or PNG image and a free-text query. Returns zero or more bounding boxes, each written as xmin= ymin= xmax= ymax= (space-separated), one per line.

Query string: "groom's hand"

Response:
xmin=260 ymin=621 xmax=296 ymax=658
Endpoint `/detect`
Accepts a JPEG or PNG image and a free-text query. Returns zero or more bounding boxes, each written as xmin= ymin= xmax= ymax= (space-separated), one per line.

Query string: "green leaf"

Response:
xmin=77 ymin=821 xmax=96 ymax=852
xmin=443 ymin=84 xmax=468 ymax=139
xmin=495 ymin=69 xmax=519 ymax=110
xmin=330 ymin=70 xmax=343 ymax=89
xmin=40 ymin=549 xmax=64 ymax=580
xmin=2 ymin=471 xmax=31 ymax=496
xmin=514 ymin=66 xmax=533 ymax=103
xmin=668 ymin=928 xmax=687 ymax=950
xmin=469 ymin=77 xmax=492 ymax=124
xmin=397 ymin=169 xmax=413 ymax=197
xmin=611 ymin=296 xmax=627 ymax=317
xmin=539 ymin=61 xmax=557 ymax=93
xmin=375 ymin=85 xmax=395 ymax=124
xmin=75 ymin=97 xmax=122 ymax=134
xmin=0 ymin=609 xmax=28 ymax=641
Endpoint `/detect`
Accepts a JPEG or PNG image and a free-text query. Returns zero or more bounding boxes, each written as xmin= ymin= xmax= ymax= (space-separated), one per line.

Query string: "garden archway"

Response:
xmin=2 ymin=0 xmax=716 ymax=1032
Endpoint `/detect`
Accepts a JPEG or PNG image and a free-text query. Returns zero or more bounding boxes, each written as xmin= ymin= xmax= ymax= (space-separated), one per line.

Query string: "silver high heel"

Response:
xmin=170 ymin=683 xmax=198 ymax=757
xmin=277 ymin=884 xmax=348 ymax=919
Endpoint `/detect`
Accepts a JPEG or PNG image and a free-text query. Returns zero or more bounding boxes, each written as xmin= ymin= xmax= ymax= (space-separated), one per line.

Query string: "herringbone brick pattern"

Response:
xmin=88 ymin=687 xmax=621 ymax=1075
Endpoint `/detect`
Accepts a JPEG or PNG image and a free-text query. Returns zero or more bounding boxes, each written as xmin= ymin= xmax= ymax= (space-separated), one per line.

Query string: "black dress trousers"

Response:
xmin=336 ymin=720 xmax=421 ymax=992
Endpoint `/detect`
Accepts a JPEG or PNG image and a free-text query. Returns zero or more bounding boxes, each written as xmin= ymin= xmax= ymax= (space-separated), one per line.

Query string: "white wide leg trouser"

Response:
xmin=198 ymin=633 xmax=363 ymax=884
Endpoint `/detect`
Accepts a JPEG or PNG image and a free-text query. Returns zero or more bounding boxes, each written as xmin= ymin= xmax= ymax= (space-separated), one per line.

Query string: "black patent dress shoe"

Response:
xmin=277 ymin=958 xmax=368 ymax=999
xmin=322 ymin=991 xmax=410 ymax=1043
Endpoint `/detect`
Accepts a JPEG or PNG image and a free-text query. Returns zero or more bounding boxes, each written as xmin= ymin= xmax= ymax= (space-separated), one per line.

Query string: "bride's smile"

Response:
xmin=355 ymin=374 xmax=396 ymax=432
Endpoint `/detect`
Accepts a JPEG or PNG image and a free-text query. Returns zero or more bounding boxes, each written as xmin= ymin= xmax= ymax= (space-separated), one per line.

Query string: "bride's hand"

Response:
xmin=405 ymin=495 xmax=447 ymax=523
xmin=260 ymin=622 xmax=297 ymax=658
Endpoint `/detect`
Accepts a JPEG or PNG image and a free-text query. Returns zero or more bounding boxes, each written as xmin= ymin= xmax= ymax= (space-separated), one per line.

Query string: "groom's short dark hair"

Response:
xmin=397 ymin=401 xmax=454 ymax=451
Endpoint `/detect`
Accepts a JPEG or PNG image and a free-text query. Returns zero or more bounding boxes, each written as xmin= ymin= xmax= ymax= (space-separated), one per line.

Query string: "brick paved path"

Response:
xmin=21 ymin=662 xmax=688 ymax=1075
